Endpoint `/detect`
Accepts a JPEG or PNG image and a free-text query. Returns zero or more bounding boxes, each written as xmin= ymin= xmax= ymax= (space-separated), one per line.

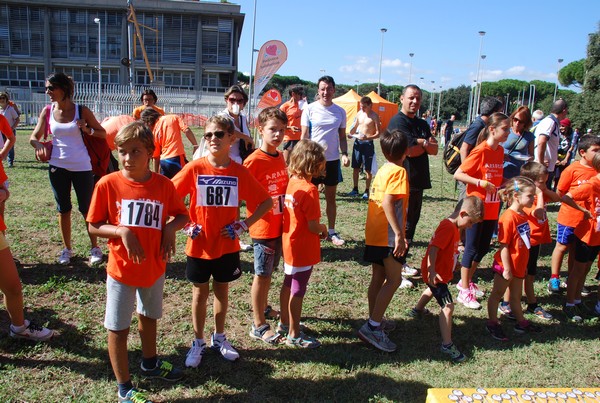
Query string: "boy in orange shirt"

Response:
xmin=243 ymin=107 xmax=289 ymax=344
xmin=87 ymin=122 xmax=189 ymax=403
xmin=548 ymin=135 xmax=600 ymax=294
xmin=141 ymin=109 xmax=199 ymax=179
xmin=409 ymin=196 xmax=482 ymax=362
xmin=172 ymin=115 xmax=272 ymax=366
xmin=359 ymin=128 xmax=409 ymax=353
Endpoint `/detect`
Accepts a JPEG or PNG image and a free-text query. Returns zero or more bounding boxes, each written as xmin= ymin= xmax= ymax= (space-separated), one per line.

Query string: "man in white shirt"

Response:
xmin=534 ymin=99 xmax=568 ymax=188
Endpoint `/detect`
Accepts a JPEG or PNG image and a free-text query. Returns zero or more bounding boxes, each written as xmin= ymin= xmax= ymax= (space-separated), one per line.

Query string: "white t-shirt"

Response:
xmin=301 ymin=102 xmax=346 ymax=161
xmin=534 ymin=115 xmax=560 ymax=172
xmin=0 ymin=105 xmax=18 ymax=130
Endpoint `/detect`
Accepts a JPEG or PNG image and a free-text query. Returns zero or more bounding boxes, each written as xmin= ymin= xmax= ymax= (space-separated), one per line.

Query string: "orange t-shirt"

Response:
xmin=493 ymin=209 xmax=531 ymax=279
xmin=0 ymin=114 xmax=14 ymax=139
xmin=152 ymin=115 xmax=189 ymax=160
xmin=0 ymin=164 xmax=7 ymax=231
xmin=282 ymin=177 xmax=321 ymax=267
xmin=556 ymin=161 xmax=597 ymax=227
xmin=459 ymin=142 xmax=504 ymax=220
xmin=132 ymin=104 xmax=166 ymax=120
xmin=523 ymin=194 xmax=552 ymax=246
xmin=172 ymin=157 xmax=270 ymax=259
xmin=571 ymin=176 xmax=600 ymax=246
xmin=420 ymin=218 xmax=459 ymax=284
xmin=87 ymin=171 xmax=189 ymax=287
xmin=243 ymin=149 xmax=289 ymax=239
xmin=101 ymin=115 xmax=136 ymax=150
xmin=280 ymin=100 xmax=302 ymax=141
xmin=365 ymin=162 xmax=409 ymax=247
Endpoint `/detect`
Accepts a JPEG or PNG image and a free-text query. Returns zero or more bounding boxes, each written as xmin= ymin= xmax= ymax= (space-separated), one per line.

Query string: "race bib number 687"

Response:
xmin=120 ymin=199 xmax=163 ymax=230
xmin=197 ymin=175 xmax=239 ymax=207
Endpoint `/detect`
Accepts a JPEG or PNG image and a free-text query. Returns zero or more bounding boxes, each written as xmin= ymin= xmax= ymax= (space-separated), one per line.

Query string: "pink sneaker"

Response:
xmin=469 ymin=282 xmax=485 ymax=299
xmin=457 ymin=289 xmax=481 ymax=309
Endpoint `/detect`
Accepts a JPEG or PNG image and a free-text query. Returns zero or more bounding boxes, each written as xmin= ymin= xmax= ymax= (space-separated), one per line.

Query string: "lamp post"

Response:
xmin=472 ymin=31 xmax=486 ymax=121
xmin=429 ymin=80 xmax=435 ymax=113
xmin=437 ymin=85 xmax=442 ymax=122
xmin=476 ymin=54 xmax=486 ymax=116
xmin=248 ymin=0 xmax=258 ymax=122
xmin=94 ymin=17 xmax=101 ymax=113
xmin=377 ymin=28 xmax=387 ymax=95
xmin=408 ymin=53 xmax=414 ymax=83
xmin=553 ymin=58 xmax=564 ymax=102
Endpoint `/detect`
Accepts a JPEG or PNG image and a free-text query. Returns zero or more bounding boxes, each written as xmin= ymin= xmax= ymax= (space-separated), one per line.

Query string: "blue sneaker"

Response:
xmin=547 ymin=278 xmax=561 ymax=294
xmin=347 ymin=189 xmax=359 ymax=197
xmin=140 ymin=359 xmax=183 ymax=382
xmin=118 ymin=388 xmax=152 ymax=403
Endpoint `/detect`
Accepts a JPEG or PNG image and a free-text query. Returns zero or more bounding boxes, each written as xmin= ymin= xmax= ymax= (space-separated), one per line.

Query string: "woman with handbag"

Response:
xmin=502 ymin=106 xmax=535 ymax=180
xmin=29 ymin=72 xmax=106 ymax=266
xmin=218 ymin=85 xmax=255 ymax=164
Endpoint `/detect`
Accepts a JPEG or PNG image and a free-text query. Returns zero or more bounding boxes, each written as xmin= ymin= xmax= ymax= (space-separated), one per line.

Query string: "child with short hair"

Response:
xmin=87 ymin=122 xmax=189 ymax=403
xmin=279 ymin=139 xmax=328 ymax=348
xmin=358 ymin=129 xmax=409 ymax=353
xmin=243 ymin=107 xmax=289 ymax=344
xmin=172 ymin=115 xmax=272 ymax=366
xmin=560 ymin=152 xmax=600 ymax=322
xmin=454 ymin=113 xmax=510 ymax=310
xmin=486 ymin=176 xmax=542 ymax=341
xmin=409 ymin=196 xmax=483 ymax=362
xmin=548 ymin=134 xmax=600 ymax=294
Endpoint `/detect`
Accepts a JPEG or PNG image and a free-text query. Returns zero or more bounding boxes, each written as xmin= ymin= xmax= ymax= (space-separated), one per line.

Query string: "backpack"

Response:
xmin=443 ymin=129 xmax=468 ymax=174
xmin=76 ymin=105 xmax=113 ymax=178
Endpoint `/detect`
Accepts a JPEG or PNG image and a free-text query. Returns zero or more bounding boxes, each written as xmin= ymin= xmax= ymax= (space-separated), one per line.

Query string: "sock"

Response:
xmin=141 ymin=356 xmax=158 ymax=370
xmin=551 ymin=274 xmax=559 ymax=279
xmin=214 ymin=332 xmax=225 ymax=342
xmin=352 ymin=187 xmax=358 ymax=191
xmin=10 ymin=322 xmax=27 ymax=333
xmin=328 ymin=229 xmax=336 ymax=236
xmin=195 ymin=338 xmax=205 ymax=346
xmin=566 ymin=302 xmax=575 ymax=307
xmin=118 ymin=380 xmax=134 ymax=398
xmin=574 ymin=299 xmax=582 ymax=305
xmin=442 ymin=342 xmax=453 ymax=349
xmin=368 ymin=319 xmax=381 ymax=330
xmin=500 ymin=301 xmax=509 ymax=307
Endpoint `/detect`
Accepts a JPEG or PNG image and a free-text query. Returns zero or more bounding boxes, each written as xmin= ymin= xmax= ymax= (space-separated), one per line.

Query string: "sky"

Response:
xmin=231 ymin=0 xmax=599 ymax=92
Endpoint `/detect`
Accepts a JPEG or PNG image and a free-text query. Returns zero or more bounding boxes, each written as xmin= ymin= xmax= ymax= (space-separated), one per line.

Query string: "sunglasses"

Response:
xmin=45 ymin=86 xmax=55 ymax=92
xmin=513 ymin=117 xmax=524 ymax=123
xmin=227 ymin=98 xmax=245 ymax=104
xmin=203 ymin=130 xmax=227 ymax=140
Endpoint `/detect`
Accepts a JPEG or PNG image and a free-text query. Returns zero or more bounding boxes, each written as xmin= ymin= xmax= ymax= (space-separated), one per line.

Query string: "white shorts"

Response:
xmin=104 ymin=274 xmax=165 ymax=331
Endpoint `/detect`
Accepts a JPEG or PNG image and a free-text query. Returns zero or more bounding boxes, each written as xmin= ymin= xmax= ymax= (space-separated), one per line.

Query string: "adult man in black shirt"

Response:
xmin=443 ymin=114 xmax=455 ymax=145
xmin=387 ymin=85 xmax=438 ymax=280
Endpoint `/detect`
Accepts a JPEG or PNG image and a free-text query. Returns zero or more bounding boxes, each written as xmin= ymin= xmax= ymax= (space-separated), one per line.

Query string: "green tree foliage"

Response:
xmin=558 ymin=59 xmax=586 ymax=88
xmin=570 ymin=23 xmax=600 ymax=133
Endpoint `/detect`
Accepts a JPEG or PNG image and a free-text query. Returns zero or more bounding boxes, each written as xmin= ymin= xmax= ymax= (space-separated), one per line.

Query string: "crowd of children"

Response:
xmin=3 ymin=98 xmax=599 ymax=401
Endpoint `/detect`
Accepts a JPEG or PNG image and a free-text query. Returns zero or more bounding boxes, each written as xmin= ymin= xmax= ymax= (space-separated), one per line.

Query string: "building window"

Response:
xmin=201 ymin=17 xmax=232 ymax=65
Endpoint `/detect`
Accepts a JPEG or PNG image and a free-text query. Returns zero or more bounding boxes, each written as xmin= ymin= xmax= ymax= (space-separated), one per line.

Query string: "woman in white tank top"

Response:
xmin=29 ymin=73 xmax=107 ymax=266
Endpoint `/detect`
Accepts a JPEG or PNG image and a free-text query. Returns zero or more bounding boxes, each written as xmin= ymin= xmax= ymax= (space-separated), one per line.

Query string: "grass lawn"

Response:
xmin=0 ymin=128 xmax=598 ymax=402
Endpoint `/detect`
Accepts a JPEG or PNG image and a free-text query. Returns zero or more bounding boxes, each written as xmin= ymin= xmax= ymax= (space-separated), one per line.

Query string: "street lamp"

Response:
xmin=476 ymin=54 xmax=486 ymax=116
xmin=437 ymin=85 xmax=442 ymax=122
xmin=408 ymin=53 xmax=414 ymax=83
xmin=377 ymin=28 xmax=387 ymax=95
xmin=248 ymin=0 xmax=258 ymax=121
xmin=429 ymin=80 xmax=435 ymax=114
xmin=472 ymin=31 xmax=486 ymax=121
xmin=94 ymin=17 xmax=101 ymax=113
xmin=553 ymin=58 xmax=564 ymax=102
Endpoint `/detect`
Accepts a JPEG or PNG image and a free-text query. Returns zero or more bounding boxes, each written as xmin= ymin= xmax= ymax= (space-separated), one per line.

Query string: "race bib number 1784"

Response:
xmin=120 ymin=199 xmax=163 ymax=230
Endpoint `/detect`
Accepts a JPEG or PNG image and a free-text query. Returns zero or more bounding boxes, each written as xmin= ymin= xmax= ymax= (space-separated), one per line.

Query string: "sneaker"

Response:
xmin=441 ymin=343 xmax=466 ymax=363
xmin=347 ymin=189 xmax=359 ymax=197
xmin=402 ymin=263 xmax=419 ymax=277
xmin=361 ymin=193 xmax=369 ymax=200
xmin=118 ymin=388 xmax=152 ymax=403
xmin=526 ymin=305 xmax=553 ymax=320
xmin=547 ymin=278 xmax=561 ymax=294
xmin=358 ymin=322 xmax=397 ymax=352
xmin=185 ymin=340 xmax=206 ymax=368
xmin=9 ymin=320 xmax=53 ymax=341
xmin=399 ymin=277 xmax=413 ymax=289
xmin=211 ymin=333 xmax=240 ymax=361
xmin=563 ymin=305 xmax=583 ymax=323
xmin=57 ymin=248 xmax=73 ymax=265
xmin=575 ymin=302 xmax=598 ymax=320
xmin=408 ymin=307 xmax=431 ymax=319
xmin=141 ymin=359 xmax=183 ymax=382
xmin=498 ymin=303 xmax=516 ymax=320
xmin=486 ymin=322 xmax=508 ymax=341
xmin=457 ymin=289 xmax=481 ymax=309
xmin=469 ymin=282 xmax=485 ymax=299
xmin=514 ymin=320 xmax=542 ymax=334
xmin=239 ymin=242 xmax=253 ymax=252
xmin=381 ymin=318 xmax=397 ymax=333
xmin=89 ymin=247 xmax=103 ymax=266
xmin=581 ymin=286 xmax=591 ymax=297
xmin=328 ymin=232 xmax=345 ymax=246
xmin=286 ymin=332 xmax=321 ymax=349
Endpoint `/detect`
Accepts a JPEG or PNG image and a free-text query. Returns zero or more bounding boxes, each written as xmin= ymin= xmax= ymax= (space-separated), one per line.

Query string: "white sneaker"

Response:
xmin=399 ymin=277 xmax=413 ymax=289
xmin=239 ymin=242 xmax=253 ymax=252
xmin=402 ymin=264 xmax=419 ymax=277
xmin=185 ymin=340 xmax=206 ymax=368
xmin=9 ymin=320 xmax=53 ymax=341
xmin=456 ymin=282 xmax=485 ymax=299
xmin=328 ymin=232 xmax=345 ymax=246
xmin=211 ymin=333 xmax=239 ymax=361
xmin=457 ymin=289 xmax=481 ymax=309
xmin=57 ymin=248 xmax=73 ymax=265
xmin=89 ymin=247 xmax=103 ymax=266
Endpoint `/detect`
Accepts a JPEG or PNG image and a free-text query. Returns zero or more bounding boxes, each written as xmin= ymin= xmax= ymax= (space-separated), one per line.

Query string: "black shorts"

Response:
xmin=363 ymin=245 xmax=401 ymax=266
xmin=574 ymin=237 xmax=600 ymax=263
xmin=311 ymin=159 xmax=342 ymax=187
xmin=351 ymin=140 xmax=375 ymax=170
xmin=427 ymin=283 xmax=453 ymax=307
xmin=282 ymin=140 xmax=299 ymax=151
xmin=186 ymin=252 xmax=242 ymax=284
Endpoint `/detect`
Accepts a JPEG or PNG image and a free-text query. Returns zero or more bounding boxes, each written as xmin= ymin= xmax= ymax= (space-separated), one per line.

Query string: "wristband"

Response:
xmin=479 ymin=180 xmax=488 ymax=189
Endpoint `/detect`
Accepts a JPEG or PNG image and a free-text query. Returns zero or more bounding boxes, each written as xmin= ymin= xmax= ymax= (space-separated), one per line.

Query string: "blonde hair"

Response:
xmin=454 ymin=195 xmax=484 ymax=221
xmin=498 ymin=176 xmax=536 ymax=203
xmin=205 ymin=114 xmax=234 ymax=134
xmin=115 ymin=121 xmax=155 ymax=154
xmin=288 ymin=140 xmax=325 ymax=179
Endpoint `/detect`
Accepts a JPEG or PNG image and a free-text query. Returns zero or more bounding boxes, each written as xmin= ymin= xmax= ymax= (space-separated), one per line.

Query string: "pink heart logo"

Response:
xmin=266 ymin=45 xmax=277 ymax=56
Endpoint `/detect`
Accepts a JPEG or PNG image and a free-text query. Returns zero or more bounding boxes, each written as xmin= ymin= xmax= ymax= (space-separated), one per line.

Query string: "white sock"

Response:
xmin=10 ymin=322 xmax=27 ymax=333
xmin=195 ymin=338 xmax=205 ymax=346
xmin=328 ymin=229 xmax=336 ymax=236
xmin=574 ymin=299 xmax=582 ymax=305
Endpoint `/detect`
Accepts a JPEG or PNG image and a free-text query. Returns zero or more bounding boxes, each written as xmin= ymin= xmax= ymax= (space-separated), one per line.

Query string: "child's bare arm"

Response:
xmin=498 ymin=244 xmax=513 ymax=281
xmin=426 ymin=246 xmax=440 ymax=286
xmin=161 ymin=213 xmax=189 ymax=261
xmin=88 ymin=222 xmax=145 ymax=264
xmin=382 ymin=194 xmax=406 ymax=257
xmin=308 ymin=219 xmax=327 ymax=238
xmin=454 ymin=168 xmax=496 ymax=193
xmin=561 ymin=193 xmax=592 ymax=219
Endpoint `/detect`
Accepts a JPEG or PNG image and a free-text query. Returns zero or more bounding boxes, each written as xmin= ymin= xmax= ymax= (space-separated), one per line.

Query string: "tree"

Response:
xmin=558 ymin=59 xmax=586 ymax=88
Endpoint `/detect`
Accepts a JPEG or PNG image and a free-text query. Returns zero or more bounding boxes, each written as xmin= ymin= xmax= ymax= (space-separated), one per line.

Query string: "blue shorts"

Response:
xmin=160 ymin=155 xmax=186 ymax=179
xmin=351 ymin=140 xmax=375 ymax=171
xmin=253 ymin=237 xmax=282 ymax=277
xmin=556 ymin=223 xmax=575 ymax=245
